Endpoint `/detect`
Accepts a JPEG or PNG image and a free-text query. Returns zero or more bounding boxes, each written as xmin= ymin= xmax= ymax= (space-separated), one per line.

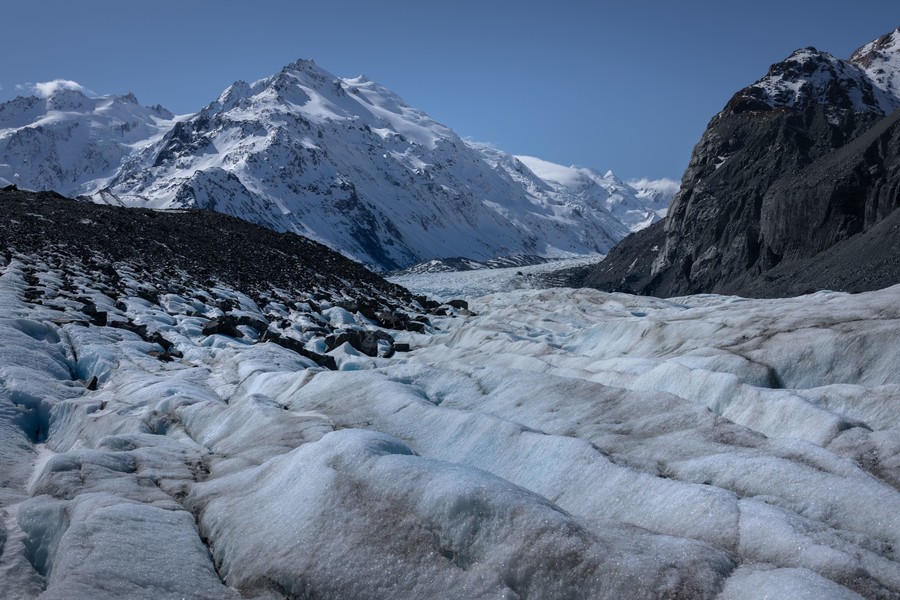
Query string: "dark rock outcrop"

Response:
xmin=258 ymin=331 xmax=338 ymax=370
xmin=325 ymin=329 xmax=394 ymax=357
xmin=569 ymin=33 xmax=900 ymax=298
xmin=201 ymin=316 xmax=244 ymax=339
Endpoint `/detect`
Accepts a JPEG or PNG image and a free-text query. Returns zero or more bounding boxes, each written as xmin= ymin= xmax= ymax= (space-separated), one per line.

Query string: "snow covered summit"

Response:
xmin=93 ymin=59 xmax=664 ymax=271
xmin=728 ymin=46 xmax=900 ymax=116
xmin=0 ymin=87 xmax=177 ymax=196
xmin=850 ymin=26 xmax=900 ymax=99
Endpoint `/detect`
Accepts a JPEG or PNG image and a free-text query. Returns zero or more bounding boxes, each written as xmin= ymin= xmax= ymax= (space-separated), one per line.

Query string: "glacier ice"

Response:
xmin=0 ymin=254 xmax=899 ymax=598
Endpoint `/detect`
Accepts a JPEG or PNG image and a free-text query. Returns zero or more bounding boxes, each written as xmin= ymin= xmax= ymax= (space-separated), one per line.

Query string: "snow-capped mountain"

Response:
xmin=850 ymin=26 xmax=900 ymax=99
xmin=101 ymin=60 xmax=646 ymax=270
xmin=1 ymin=62 xmax=671 ymax=272
xmin=511 ymin=154 xmax=674 ymax=231
xmin=0 ymin=88 xmax=177 ymax=196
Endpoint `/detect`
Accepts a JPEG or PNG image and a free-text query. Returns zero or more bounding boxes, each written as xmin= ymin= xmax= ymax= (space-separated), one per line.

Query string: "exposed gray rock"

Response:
xmin=569 ymin=34 xmax=900 ymax=298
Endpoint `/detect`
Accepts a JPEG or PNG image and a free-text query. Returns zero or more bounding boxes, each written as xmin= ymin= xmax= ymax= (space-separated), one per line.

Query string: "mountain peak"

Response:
xmin=280 ymin=58 xmax=333 ymax=84
xmin=850 ymin=26 xmax=900 ymax=100
xmin=45 ymin=87 xmax=92 ymax=111
xmin=118 ymin=92 xmax=140 ymax=105
xmin=284 ymin=57 xmax=319 ymax=71
xmin=215 ymin=80 xmax=254 ymax=110
xmin=850 ymin=27 xmax=900 ymax=66
xmin=724 ymin=43 xmax=899 ymax=116
xmin=0 ymin=86 xmax=177 ymax=196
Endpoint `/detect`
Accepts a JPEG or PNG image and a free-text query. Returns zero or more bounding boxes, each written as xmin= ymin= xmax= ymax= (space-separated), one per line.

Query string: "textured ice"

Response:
xmin=19 ymin=493 xmax=238 ymax=600
xmin=188 ymin=428 xmax=733 ymax=599
xmin=1 ymin=255 xmax=899 ymax=598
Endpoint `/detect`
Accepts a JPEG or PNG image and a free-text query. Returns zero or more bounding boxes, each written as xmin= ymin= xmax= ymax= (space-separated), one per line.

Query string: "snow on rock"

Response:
xmin=98 ymin=60 xmax=665 ymax=271
xmin=1 ymin=243 xmax=900 ymax=597
xmin=0 ymin=88 xmax=179 ymax=197
xmin=851 ymin=27 xmax=900 ymax=101
xmin=729 ymin=47 xmax=900 ymax=117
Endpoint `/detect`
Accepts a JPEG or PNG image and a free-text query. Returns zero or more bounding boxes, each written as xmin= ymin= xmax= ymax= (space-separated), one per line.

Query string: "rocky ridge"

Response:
xmin=570 ymin=27 xmax=900 ymax=297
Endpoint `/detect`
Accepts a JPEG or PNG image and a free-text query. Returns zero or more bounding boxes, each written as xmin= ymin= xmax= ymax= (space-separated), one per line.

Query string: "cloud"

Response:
xmin=15 ymin=79 xmax=96 ymax=98
xmin=626 ymin=177 xmax=681 ymax=194
xmin=461 ymin=136 xmax=500 ymax=151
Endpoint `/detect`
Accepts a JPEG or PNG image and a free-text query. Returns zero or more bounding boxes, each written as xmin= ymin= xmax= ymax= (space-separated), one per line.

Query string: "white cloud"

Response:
xmin=461 ymin=136 xmax=500 ymax=151
xmin=626 ymin=177 xmax=681 ymax=195
xmin=15 ymin=79 xmax=96 ymax=98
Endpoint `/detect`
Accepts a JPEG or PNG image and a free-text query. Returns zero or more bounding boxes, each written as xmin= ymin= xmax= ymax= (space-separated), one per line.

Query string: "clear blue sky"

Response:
xmin=2 ymin=1 xmax=898 ymax=180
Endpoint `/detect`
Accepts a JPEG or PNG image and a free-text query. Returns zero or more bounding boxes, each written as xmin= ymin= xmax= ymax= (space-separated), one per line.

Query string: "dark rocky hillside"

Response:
xmin=566 ymin=34 xmax=900 ymax=298
xmin=0 ymin=189 xmax=408 ymax=302
xmin=0 ymin=189 xmax=465 ymax=362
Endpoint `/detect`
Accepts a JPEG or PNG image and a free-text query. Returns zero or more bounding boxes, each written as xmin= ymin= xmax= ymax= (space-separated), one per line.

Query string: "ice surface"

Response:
xmin=389 ymin=255 xmax=602 ymax=301
xmin=19 ymin=493 xmax=238 ymax=600
xmin=1 ymin=253 xmax=899 ymax=598
xmin=189 ymin=429 xmax=733 ymax=599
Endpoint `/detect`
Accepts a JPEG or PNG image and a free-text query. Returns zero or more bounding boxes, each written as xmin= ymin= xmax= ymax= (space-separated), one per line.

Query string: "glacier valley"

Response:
xmin=0 ymin=245 xmax=897 ymax=599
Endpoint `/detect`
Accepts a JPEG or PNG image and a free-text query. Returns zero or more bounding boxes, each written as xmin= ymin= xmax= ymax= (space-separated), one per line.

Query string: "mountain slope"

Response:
xmin=0 ymin=89 xmax=176 ymax=197
xmin=0 ymin=63 xmax=671 ymax=272
xmin=94 ymin=60 xmax=661 ymax=271
xmin=571 ymin=28 xmax=900 ymax=297
xmin=512 ymin=154 xmax=674 ymax=231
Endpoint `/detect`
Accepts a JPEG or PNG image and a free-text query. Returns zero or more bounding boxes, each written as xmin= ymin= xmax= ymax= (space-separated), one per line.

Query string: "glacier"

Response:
xmin=0 ymin=249 xmax=897 ymax=599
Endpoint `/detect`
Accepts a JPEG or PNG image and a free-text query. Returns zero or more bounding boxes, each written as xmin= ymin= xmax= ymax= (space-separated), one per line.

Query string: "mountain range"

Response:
xmin=571 ymin=27 xmax=900 ymax=297
xmin=0 ymin=63 xmax=674 ymax=272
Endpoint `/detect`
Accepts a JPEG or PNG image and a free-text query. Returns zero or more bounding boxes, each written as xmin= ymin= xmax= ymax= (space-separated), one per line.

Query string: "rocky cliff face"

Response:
xmin=573 ymin=28 xmax=900 ymax=297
